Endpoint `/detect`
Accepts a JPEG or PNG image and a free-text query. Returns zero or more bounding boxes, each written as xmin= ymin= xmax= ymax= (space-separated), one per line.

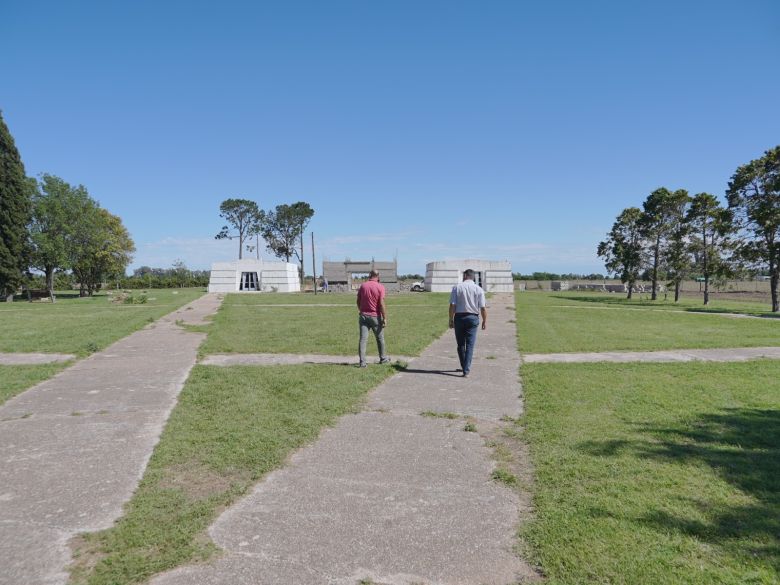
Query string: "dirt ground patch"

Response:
xmin=159 ymin=463 xmax=250 ymax=502
xmin=68 ymin=534 xmax=106 ymax=583
xmin=475 ymin=418 xmax=543 ymax=580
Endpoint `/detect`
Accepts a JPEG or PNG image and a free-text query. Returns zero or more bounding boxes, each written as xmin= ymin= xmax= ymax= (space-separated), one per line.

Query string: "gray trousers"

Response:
xmin=359 ymin=313 xmax=387 ymax=364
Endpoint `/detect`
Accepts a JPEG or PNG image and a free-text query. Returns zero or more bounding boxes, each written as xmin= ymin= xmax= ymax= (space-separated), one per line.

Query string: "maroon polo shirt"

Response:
xmin=357 ymin=279 xmax=385 ymax=317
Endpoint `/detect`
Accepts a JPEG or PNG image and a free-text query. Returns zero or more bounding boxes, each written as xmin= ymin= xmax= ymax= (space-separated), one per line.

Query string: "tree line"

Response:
xmin=514 ymin=272 xmax=607 ymax=281
xmin=597 ymin=146 xmax=780 ymax=311
xmin=0 ymin=113 xmax=135 ymax=301
xmin=215 ymin=198 xmax=315 ymax=284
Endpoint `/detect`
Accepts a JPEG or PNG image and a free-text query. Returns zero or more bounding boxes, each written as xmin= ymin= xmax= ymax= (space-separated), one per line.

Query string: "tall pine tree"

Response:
xmin=0 ymin=111 xmax=31 ymax=302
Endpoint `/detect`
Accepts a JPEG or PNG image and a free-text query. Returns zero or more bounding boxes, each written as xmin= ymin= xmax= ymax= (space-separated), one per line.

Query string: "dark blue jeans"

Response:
xmin=454 ymin=313 xmax=480 ymax=374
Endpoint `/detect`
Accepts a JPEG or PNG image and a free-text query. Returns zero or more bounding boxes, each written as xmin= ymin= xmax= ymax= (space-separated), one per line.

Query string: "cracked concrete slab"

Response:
xmin=522 ymin=346 xmax=780 ymax=363
xmin=152 ymin=294 xmax=534 ymax=585
xmin=0 ymin=293 xmax=223 ymax=585
xmin=0 ymin=353 xmax=75 ymax=365
xmin=370 ymin=295 xmax=524 ymax=421
xmin=153 ymin=411 xmax=535 ymax=585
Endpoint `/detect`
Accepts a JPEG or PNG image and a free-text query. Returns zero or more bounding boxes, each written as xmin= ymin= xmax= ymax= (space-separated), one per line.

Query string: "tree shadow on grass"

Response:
xmin=684 ymin=307 xmax=780 ymax=319
xmin=556 ymin=294 xmax=780 ymax=318
xmin=580 ymin=408 xmax=780 ymax=571
xmin=556 ymin=294 xmax=665 ymax=308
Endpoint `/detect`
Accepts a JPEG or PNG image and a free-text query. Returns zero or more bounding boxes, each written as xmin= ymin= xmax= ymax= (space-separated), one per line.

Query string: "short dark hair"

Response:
xmin=369 ymin=270 xmax=380 ymax=279
xmin=463 ymin=269 xmax=475 ymax=279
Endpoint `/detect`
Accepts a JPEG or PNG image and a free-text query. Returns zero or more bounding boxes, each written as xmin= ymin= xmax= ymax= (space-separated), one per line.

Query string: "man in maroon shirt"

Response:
xmin=356 ymin=270 xmax=390 ymax=367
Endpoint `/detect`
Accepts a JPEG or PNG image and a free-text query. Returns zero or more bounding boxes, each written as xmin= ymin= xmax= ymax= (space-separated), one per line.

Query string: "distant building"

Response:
xmin=425 ymin=259 xmax=513 ymax=293
xmin=207 ymin=259 xmax=300 ymax=293
xmin=322 ymin=260 xmax=399 ymax=292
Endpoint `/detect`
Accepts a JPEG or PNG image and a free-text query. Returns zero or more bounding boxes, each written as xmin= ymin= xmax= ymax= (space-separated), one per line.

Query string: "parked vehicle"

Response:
xmin=410 ymin=281 xmax=425 ymax=292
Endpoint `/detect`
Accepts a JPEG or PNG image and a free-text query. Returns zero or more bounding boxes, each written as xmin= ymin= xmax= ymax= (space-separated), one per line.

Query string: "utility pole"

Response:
xmin=300 ymin=224 xmax=305 ymax=287
xmin=311 ymin=232 xmax=317 ymax=296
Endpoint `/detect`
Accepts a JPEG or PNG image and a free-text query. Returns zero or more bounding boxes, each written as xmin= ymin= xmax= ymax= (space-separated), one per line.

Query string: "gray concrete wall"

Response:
xmin=322 ymin=260 xmax=398 ymax=288
xmin=208 ymin=260 xmax=300 ymax=293
xmin=425 ymin=259 xmax=513 ymax=293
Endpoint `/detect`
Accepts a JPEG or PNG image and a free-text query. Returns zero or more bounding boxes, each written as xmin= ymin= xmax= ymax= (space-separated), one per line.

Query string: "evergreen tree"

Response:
xmin=662 ymin=190 xmax=692 ymax=302
xmin=597 ymin=207 xmax=646 ymax=299
xmin=687 ymin=193 xmax=733 ymax=306
xmin=0 ymin=111 xmax=32 ymax=301
xmin=726 ymin=146 xmax=780 ymax=312
xmin=640 ymin=188 xmax=675 ymax=301
xmin=214 ymin=198 xmax=264 ymax=260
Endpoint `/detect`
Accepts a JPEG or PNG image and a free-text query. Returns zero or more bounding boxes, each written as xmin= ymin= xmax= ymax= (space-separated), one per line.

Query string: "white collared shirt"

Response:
xmin=450 ymin=280 xmax=486 ymax=314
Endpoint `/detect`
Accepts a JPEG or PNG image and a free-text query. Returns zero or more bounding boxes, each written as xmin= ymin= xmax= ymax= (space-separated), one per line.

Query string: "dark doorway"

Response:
xmin=240 ymin=272 xmax=260 ymax=291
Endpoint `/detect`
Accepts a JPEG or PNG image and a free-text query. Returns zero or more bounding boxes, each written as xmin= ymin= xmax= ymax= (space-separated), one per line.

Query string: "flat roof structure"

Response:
xmin=208 ymin=259 xmax=300 ymax=293
xmin=425 ymin=259 xmax=513 ymax=293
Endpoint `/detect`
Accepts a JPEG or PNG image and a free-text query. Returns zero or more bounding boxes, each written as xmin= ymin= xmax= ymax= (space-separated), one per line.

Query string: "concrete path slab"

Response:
xmin=201 ymin=353 xmax=415 ymax=366
xmin=522 ymin=346 xmax=780 ymax=364
xmin=0 ymin=293 xmax=223 ymax=585
xmin=152 ymin=294 xmax=534 ymax=585
xmin=0 ymin=352 xmax=75 ymax=365
xmin=370 ymin=295 xmax=524 ymax=422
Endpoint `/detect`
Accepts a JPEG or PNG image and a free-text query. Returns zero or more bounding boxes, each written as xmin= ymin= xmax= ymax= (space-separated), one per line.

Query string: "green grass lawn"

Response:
xmin=200 ymin=292 xmax=450 ymax=356
xmin=555 ymin=292 xmax=780 ymax=316
xmin=69 ymin=363 xmax=393 ymax=585
xmin=519 ymin=361 xmax=779 ymax=585
xmin=516 ymin=292 xmax=780 ymax=353
xmin=0 ymin=288 xmax=205 ymax=356
xmin=0 ymin=363 xmax=70 ymax=405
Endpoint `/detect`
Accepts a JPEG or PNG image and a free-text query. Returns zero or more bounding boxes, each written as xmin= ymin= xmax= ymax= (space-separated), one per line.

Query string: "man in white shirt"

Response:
xmin=448 ymin=269 xmax=487 ymax=378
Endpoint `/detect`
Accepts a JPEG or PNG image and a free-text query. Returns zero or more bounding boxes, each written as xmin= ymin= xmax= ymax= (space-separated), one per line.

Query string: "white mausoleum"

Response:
xmin=425 ymin=259 xmax=514 ymax=293
xmin=207 ymin=259 xmax=300 ymax=293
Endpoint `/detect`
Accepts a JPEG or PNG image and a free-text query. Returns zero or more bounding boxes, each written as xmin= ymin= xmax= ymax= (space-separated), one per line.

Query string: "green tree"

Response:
xmin=0 ymin=112 xmax=32 ymax=301
xmin=726 ymin=146 xmax=780 ymax=312
xmin=597 ymin=207 xmax=645 ymax=299
xmin=214 ymin=198 xmax=264 ymax=260
xmin=640 ymin=188 xmax=676 ymax=300
xmin=662 ymin=189 xmax=692 ymax=302
xmin=171 ymin=259 xmax=189 ymax=288
xmin=687 ymin=193 xmax=733 ymax=306
xmin=261 ymin=201 xmax=315 ymax=283
xmin=71 ymin=207 xmax=135 ymax=296
xmin=29 ymin=174 xmax=93 ymax=298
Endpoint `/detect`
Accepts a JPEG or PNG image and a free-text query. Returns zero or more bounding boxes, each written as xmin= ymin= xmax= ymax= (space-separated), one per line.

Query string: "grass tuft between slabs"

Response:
xmin=69 ymin=363 xmax=393 ymax=585
xmin=0 ymin=363 xmax=70 ymax=405
xmin=519 ymin=360 xmax=780 ymax=585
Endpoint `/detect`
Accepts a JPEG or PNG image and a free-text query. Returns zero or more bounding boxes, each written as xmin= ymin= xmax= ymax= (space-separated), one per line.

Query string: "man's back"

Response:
xmin=358 ymin=280 xmax=385 ymax=316
xmin=450 ymin=280 xmax=485 ymax=315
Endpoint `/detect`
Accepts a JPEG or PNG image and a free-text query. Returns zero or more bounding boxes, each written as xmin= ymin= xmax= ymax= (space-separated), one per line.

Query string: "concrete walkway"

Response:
xmin=0 ymin=293 xmax=223 ymax=585
xmin=522 ymin=346 xmax=780 ymax=364
xmin=153 ymin=294 xmax=537 ymax=585
xmin=0 ymin=352 xmax=75 ymax=365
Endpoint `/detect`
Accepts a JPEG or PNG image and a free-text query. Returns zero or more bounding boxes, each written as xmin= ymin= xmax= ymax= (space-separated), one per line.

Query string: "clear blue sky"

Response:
xmin=4 ymin=0 xmax=779 ymax=275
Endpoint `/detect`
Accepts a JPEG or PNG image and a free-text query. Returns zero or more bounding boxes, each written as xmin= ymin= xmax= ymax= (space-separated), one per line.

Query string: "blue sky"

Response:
xmin=4 ymin=0 xmax=779 ymax=275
